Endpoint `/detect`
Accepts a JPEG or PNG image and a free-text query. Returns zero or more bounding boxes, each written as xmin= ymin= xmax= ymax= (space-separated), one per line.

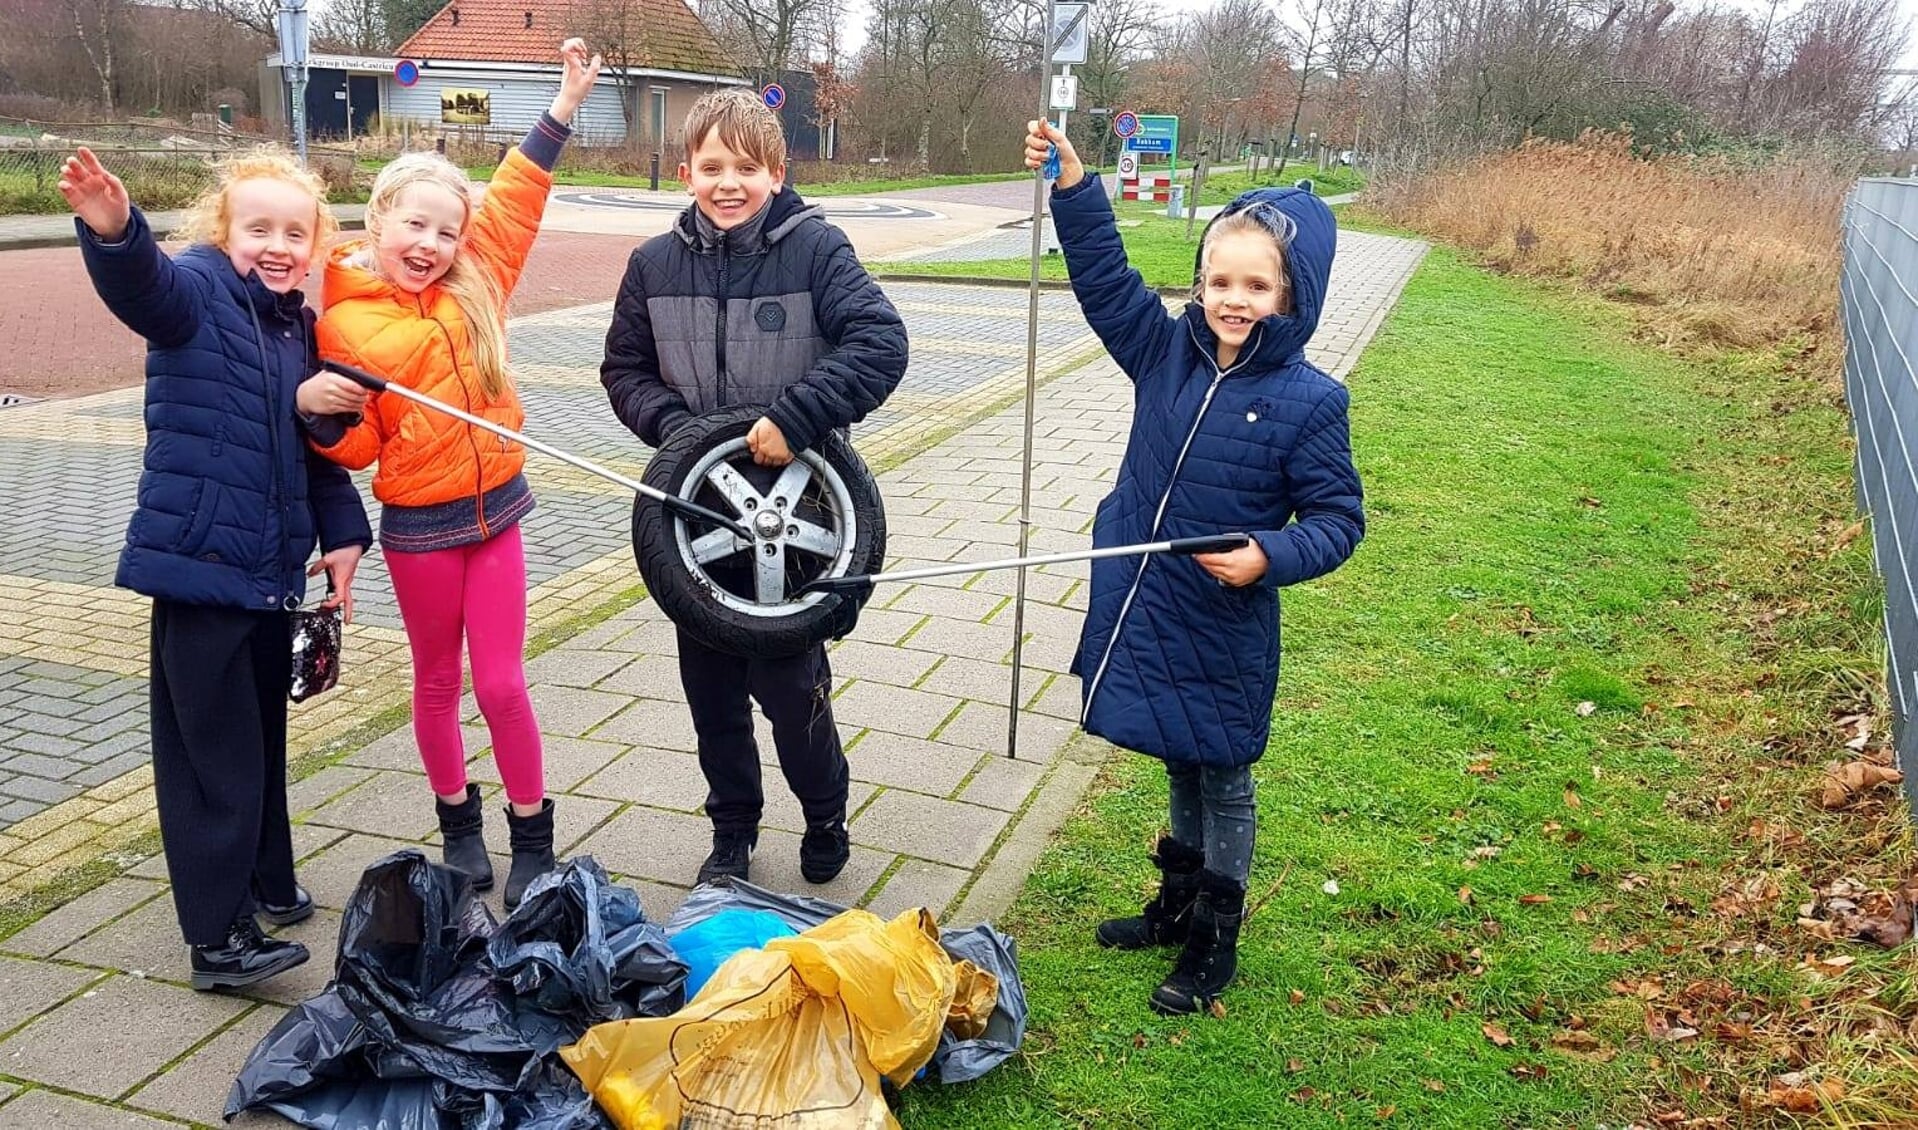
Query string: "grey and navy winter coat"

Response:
xmin=77 ymin=207 xmax=371 ymax=612
xmin=599 ymin=187 xmax=908 ymax=449
xmin=1055 ymin=176 xmax=1364 ymax=768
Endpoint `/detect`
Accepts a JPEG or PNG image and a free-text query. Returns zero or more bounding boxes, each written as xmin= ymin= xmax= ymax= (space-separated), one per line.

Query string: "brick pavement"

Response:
xmin=0 ymin=230 xmax=1427 ymax=1127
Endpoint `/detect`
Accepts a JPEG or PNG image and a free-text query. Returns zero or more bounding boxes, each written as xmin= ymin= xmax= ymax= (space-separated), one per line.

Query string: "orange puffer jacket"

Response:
xmin=313 ymin=149 xmax=550 ymax=511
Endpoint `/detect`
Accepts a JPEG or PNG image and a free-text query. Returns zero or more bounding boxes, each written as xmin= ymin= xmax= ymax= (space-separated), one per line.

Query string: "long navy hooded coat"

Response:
xmin=1054 ymin=176 xmax=1365 ymax=768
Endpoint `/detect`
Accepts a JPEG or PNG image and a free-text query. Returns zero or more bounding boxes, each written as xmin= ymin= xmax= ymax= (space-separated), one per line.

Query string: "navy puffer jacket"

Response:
xmin=1054 ymin=177 xmax=1364 ymax=768
xmin=78 ymin=208 xmax=371 ymax=611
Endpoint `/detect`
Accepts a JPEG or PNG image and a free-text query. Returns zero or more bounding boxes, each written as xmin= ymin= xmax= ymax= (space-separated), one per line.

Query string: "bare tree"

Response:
xmin=315 ymin=0 xmax=389 ymax=54
xmin=575 ymin=0 xmax=654 ymax=135
xmin=702 ymin=0 xmax=828 ymax=86
xmin=62 ymin=0 xmax=124 ymax=109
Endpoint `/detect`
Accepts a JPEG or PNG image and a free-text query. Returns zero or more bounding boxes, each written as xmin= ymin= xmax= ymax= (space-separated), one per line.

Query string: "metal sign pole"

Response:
xmin=278 ymin=0 xmax=310 ymax=163
xmin=1007 ymin=0 xmax=1061 ymax=762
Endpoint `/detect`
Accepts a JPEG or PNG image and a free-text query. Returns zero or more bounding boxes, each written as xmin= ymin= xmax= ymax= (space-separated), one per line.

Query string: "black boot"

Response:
xmin=503 ymin=799 xmax=557 ymax=911
xmin=1149 ymin=870 xmax=1246 ymax=1016
xmin=799 ymin=817 xmax=851 ymax=884
xmin=189 ymin=912 xmax=309 ymax=991
xmin=697 ymin=827 xmax=757 ymax=886
xmin=1096 ymin=836 xmax=1204 ymax=949
xmin=436 ymin=783 xmax=494 ymax=892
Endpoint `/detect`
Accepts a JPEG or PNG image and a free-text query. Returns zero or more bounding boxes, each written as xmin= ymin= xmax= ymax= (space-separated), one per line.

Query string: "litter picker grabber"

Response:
xmin=322 ymin=360 xmax=752 ymax=542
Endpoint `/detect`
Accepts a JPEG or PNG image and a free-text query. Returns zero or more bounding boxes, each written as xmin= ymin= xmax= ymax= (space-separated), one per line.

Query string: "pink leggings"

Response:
xmin=385 ymin=525 xmax=544 ymax=806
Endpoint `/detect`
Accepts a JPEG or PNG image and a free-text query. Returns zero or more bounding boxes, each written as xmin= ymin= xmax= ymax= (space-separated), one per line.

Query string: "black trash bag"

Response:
xmin=663 ymin=878 xmax=1029 ymax=1085
xmin=228 ymin=850 xmax=684 ymax=1130
xmin=486 ymin=855 xmax=686 ymax=1042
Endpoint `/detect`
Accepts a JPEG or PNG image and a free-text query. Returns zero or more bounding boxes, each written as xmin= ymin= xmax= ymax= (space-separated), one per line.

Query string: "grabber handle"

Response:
xmin=320 ymin=359 xmax=388 ymax=393
xmin=1167 ymin=534 xmax=1251 ymax=556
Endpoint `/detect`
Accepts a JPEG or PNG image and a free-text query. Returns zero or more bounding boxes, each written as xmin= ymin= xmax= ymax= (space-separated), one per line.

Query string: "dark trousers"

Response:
xmin=676 ymin=628 xmax=850 ymax=834
xmin=149 ymin=600 xmax=297 ymax=946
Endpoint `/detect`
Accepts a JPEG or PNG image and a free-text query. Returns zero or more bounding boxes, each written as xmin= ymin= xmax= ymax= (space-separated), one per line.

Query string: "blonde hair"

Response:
xmin=364 ymin=152 xmax=512 ymax=400
xmin=682 ymin=87 xmax=787 ymax=168
xmin=177 ymin=146 xmax=336 ymax=249
xmin=1194 ymin=208 xmax=1295 ymax=313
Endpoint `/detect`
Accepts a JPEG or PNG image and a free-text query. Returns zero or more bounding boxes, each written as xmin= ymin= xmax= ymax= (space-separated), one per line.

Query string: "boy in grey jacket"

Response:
xmin=602 ymin=88 xmax=907 ymax=887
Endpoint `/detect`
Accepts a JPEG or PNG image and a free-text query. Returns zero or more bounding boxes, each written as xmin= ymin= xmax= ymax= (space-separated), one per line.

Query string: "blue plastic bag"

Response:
xmin=669 ymin=907 xmax=798 ymax=999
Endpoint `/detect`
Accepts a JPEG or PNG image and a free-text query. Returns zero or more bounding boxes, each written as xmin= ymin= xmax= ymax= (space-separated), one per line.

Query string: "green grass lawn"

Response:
xmin=874 ymin=209 xmax=1203 ymax=290
xmin=895 ymin=249 xmax=1892 ymax=1127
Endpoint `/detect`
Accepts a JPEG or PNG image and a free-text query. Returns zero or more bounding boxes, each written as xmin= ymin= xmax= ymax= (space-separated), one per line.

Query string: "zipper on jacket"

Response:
xmin=1080 ymin=323 xmax=1265 ymax=727
xmin=715 ymin=231 xmax=731 ymax=407
xmin=247 ymin=296 xmax=292 ymax=608
xmin=430 ymin=307 xmax=492 ymax=540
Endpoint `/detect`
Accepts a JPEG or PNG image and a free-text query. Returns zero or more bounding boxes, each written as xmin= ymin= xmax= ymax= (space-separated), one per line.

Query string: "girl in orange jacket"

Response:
xmin=303 ymin=39 xmax=600 ymax=909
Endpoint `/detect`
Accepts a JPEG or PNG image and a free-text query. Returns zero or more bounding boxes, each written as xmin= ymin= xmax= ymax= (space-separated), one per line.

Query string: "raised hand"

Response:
xmin=551 ymin=38 xmax=603 ymax=123
xmin=59 ymin=147 xmax=131 ymax=241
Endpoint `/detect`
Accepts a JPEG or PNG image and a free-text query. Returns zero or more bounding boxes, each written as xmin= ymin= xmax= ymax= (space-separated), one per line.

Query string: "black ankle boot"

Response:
xmin=1097 ymin=836 xmax=1205 ymax=950
xmin=1149 ymin=870 xmax=1246 ymax=1016
xmin=190 ymin=913 xmax=309 ymax=991
xmin=503 ymin=799 xmax=556 ymax=911
xmin=436 ymin=783 xmax=494 ymax=892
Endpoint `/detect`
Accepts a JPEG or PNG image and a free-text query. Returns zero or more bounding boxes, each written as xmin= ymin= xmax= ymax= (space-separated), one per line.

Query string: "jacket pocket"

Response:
xmin=178 ymin=479 xmax=220 ymax=558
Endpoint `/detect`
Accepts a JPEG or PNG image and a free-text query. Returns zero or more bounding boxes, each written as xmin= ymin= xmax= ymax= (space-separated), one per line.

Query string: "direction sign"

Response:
xmin=762 ymin=82 xmax=786 ymax=110
xmin=1049 ymin=3 xmax=1089 ymax=64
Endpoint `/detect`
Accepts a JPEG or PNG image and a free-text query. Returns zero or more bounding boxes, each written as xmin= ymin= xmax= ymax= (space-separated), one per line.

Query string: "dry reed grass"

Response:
xmin=1369 ymin=132 xmax=1852 ymax=364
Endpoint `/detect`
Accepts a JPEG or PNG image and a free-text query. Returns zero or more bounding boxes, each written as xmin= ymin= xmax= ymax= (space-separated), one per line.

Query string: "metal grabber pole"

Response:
xmin=1008 ymin=0 xmax=1061 ymax=762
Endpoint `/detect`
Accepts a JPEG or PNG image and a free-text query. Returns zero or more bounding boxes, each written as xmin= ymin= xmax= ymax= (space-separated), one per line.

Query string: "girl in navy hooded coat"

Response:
xmin=1024 ymin=123 xmax=1364 ymax=1015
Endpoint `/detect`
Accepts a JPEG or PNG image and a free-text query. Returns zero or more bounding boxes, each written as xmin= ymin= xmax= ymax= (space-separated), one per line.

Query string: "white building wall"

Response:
xmin=382 ymin=68 xmax=632 ymax=145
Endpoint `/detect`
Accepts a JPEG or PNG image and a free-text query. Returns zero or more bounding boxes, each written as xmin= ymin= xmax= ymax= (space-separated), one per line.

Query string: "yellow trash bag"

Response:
xmin=560 ymin=906 xmax=997 ymax=1130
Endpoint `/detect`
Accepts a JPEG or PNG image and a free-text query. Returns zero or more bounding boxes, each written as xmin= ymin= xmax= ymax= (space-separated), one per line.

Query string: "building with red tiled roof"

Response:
xmin=266 ymin=0 xmax=745 ymax=150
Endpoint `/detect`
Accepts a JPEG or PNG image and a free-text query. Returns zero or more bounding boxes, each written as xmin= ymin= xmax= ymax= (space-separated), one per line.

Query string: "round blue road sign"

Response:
xmin=762 ymin=83 xmax=786 ymax=110
xmin=1113 ymin=110 xmax=1140 ymax=139
xmin=394 ymin=59 xmax=420 ymax=87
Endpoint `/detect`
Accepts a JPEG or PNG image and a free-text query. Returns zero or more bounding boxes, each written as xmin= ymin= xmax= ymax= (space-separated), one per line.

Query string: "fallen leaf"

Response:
xmin=1520 ymin=894 xmax=1553 ymax=905
xmin=1819 ymin=761 xmax=1903 ymax=808
xmin=1830 ymin=520 xmax=1865 ymax=555
xmin=1208 ymin=998 xmax=1227 ymax=1019
xmin=1422 ymin=1079 xmax=1446 ymax=1093
xmin=1289 ymin=989 xmax=1306 ymax=1005
xmin=1714 ymin=1022 xmax=1752 ymax=1042
xmin=1286 ymin=1057 xmax=1305 ymax=1073
xmin=1645 ymin=1008 xmax=1700 ymax=1042
xmin=1132 ymin=1031 xmax=1146 ymax=1049
xmin=1509 ymin=1062 xmax=1549 ymax=1080
xmin=1321 ymin=879 xmax=1340 ymax=896
xmin=1575 ymin=701 xmax=1597 ymax=717
xmin=1482 ymin=1022 xmax=1514 ymax=1047
xmin=1290 ymin=1087 xmax=1316 ymax=1102
xmin=1804 ymin=953 xmax=1856 ymax=978
xmin=1767 ymin=1076 xmax=1846 ymax=1113
xmin=1377 ymin=1105 xmax=1397 ymax=1118
xmin=1564 ymin=785 xmax=1583 ymax=808
xmin=1550 ymin=1029 xmax=1602 ymax=1052
xmin=1579 ymin=496 xmax=1602 ymax=508
xmin=1467 ymin=758 xmax=1497 ymax=777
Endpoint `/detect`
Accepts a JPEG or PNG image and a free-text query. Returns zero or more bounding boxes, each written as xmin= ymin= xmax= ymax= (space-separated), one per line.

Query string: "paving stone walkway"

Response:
xmin=0 ymin=230 xmax=1426 ymax=1128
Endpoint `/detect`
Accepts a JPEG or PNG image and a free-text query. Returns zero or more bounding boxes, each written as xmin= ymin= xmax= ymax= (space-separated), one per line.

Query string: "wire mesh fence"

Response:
xmin=1839 ymin=178 xmax=1918 ymax=799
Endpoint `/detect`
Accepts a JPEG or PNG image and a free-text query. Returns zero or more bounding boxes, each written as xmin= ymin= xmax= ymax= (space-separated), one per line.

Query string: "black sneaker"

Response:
xmin=799 ymin=820 xmax=851 ymax=884
xmin=696 ymin=828 xmax=756 ymax=886
xmin=255 ymin=884 xmax=314 ymax=928
xmin=189 ymin=914 xmax=309 ymax=991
